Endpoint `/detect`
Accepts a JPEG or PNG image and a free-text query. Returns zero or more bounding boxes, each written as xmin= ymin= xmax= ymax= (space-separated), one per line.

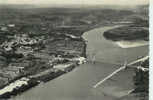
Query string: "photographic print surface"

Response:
xmin=0 ymin=0 xmax=149 ymax=100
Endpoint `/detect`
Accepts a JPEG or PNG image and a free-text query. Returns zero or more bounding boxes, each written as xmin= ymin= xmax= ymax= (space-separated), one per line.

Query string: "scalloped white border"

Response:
xmin=150 ymin=0 xmax=152 ymax=100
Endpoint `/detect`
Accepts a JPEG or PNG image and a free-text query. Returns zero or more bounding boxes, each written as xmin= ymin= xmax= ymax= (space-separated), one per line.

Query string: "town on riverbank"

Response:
xmin=0 ymin=4 xmax=149 ymax=99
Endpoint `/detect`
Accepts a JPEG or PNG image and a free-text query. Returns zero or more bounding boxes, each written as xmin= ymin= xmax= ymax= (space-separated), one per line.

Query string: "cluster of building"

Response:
xmin=0 ymin=22 xmax=87 ymax=98
xmin=0 ymin=33 xmax=44 ymax=58
xmin=0 ymin=64 xmax=24 ymax=86
xmin=0 ymin=23 xmax=44 ymax=86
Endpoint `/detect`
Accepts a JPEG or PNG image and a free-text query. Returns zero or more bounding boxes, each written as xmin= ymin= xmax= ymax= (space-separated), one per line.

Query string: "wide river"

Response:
xmin=13 ymin=26 xmax=148 ymax=100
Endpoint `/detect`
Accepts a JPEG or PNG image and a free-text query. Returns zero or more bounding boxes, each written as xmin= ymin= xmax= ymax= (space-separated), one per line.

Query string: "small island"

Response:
xmin=103 ymin=17 xmax=149 ymax=48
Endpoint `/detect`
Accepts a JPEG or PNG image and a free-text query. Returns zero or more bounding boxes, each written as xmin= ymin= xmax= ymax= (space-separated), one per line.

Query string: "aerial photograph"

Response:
xmin=0 ymin=0 xmax=149 ymax=100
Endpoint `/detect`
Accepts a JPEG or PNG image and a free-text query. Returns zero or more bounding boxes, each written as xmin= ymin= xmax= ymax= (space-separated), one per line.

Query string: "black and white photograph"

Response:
xmin=0 ymin=0 xmax=149 ymax=100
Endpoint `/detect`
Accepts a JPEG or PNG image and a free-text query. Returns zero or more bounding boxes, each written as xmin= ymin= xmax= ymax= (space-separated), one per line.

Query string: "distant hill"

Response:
xmin=0 ymin=4 xmax=38 ymax=9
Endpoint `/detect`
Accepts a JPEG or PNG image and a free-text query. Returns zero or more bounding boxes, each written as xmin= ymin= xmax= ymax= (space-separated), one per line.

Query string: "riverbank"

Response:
xmin=0 ymin=20 xmax=88 ymax=99
xmin=13 ymin=25 xmax=148 ymax=100
xmin=0 ymin=77 xmax=39 ymax=99
xmin=0 ymin=56 xmax=86 ymax=99
xmin=0 ymin=24 xmax=149 ymax=99
xmin=0 ymin=25 xmax=88 ymax=99
xmin=115 ymin=40 xmax=148 ymax=48
xmin=0 ymin=25 xmax=114 ymax=99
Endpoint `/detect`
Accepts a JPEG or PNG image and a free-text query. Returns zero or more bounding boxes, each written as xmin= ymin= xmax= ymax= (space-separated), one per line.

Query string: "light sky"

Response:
xmin=0 ymin=0 xmax=149 ymax=5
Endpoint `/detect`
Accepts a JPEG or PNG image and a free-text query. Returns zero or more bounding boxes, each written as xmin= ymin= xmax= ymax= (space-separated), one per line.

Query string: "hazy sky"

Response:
xmin=0 ymin=0 xmax=149 ymax=5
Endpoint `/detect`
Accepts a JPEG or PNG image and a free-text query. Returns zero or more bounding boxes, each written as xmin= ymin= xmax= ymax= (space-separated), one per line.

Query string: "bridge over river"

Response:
xmin=13 ymin=25 xmax=148 ymax=100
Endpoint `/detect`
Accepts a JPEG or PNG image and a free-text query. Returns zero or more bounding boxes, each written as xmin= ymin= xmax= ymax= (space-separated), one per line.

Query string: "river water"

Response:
xmin=13 ymin=26 xmax=148 ymax=100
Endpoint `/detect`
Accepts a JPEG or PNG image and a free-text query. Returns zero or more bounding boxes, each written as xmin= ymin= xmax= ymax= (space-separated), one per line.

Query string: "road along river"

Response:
xmin=13 ymin=25 xmax=148 ymax=100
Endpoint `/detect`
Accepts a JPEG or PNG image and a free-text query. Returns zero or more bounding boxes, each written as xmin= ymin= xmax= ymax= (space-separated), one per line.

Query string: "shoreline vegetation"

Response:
xmin=0 ymin=5 xmax=149 ymax=99
xmin=103 ymin=17 xmax=149 ymax=48
xmin=104 ymin=25 xmax=149 ymax=48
